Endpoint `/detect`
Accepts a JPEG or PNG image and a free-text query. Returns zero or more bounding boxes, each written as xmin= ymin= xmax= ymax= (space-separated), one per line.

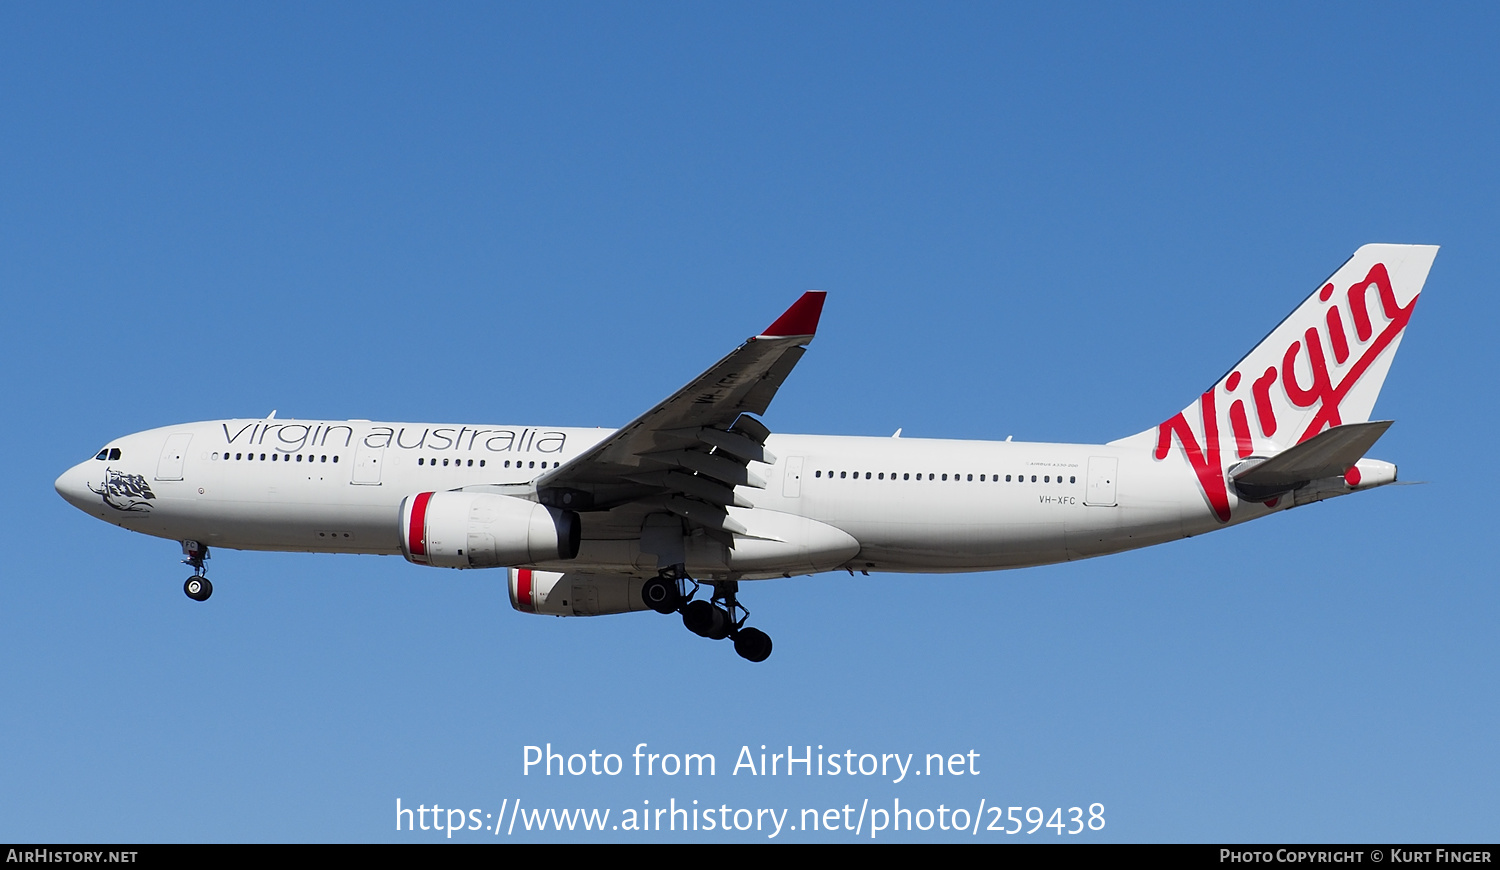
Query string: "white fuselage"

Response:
xmin=51 ymin=245 xmax=1429 ymax=640
xmin=54 ymin=416 xmax=1313 ymax=582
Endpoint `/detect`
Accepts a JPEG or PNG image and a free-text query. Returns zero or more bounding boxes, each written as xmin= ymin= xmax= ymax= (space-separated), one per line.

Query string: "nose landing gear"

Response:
xmin=642 ymin=569 xmax=773 ymax=662
xmin=181 ymin=540 xmax=212 ymax=601
xmin=184 ymin=576 xmax=213 ymax=601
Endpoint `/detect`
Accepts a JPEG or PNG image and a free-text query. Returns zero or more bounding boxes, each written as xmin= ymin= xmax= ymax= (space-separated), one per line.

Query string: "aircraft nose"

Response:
xmin=55 ymin=463 xmax=95 ymax=510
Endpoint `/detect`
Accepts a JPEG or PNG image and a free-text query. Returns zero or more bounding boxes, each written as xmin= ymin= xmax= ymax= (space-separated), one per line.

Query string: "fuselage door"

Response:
xmin=1084 ymin=456 xmax=1118 ymax=507
xmin=351 ymin=445 xmax=385 ymax=485
xmin=782 ymin=456 xmax=804 ymax=498
xmin=155 ymin=433 xmax=193 ymax=481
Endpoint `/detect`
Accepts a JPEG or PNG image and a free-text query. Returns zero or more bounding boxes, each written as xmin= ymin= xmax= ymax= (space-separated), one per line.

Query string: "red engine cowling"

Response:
xmin=509 ymin=568 xmax=649 ymax=616
xmin=399 ymin=491 xmax=581 ymax=569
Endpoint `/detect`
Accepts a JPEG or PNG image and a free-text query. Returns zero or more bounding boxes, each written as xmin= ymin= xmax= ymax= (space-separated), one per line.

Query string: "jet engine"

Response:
xmin=509 ymin=568 xmax=649 ymax=617
xmin=399 ymin=491 xmax=580 ymax=569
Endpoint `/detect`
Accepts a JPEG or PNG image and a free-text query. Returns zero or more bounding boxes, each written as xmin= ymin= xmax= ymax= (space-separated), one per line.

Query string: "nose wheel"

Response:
xmin=641 ymin=569 xmax=773 ymax=662
xmin=184 ymin=576 xmax=213 ymax=601
xmin=181 ymin=540 xmax=212 ymax=602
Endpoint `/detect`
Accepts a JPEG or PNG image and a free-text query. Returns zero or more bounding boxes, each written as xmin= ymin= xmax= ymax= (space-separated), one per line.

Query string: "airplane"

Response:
xmin=54 ymin=244 xmax=1438 ymax=662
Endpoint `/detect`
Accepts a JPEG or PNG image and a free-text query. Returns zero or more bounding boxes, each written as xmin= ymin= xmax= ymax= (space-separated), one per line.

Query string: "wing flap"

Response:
xmin=696 ymin=426 xmax=778 ymax=465
xmin=663 ymin=497 xmax=749 ymax=535
xmin=640 ymin=449 xmax=768 ymax=489
xmin=624 ymin=470 xmax=753 ymax=509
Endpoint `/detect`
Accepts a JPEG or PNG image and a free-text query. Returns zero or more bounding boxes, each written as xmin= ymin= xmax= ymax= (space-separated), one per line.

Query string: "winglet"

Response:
xmin=760 ymin=291 xmax=826 ymax=338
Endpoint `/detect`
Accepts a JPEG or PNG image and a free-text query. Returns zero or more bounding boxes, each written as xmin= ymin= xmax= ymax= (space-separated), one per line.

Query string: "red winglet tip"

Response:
xmin=761 ymin=291 xmax=826 ymax=338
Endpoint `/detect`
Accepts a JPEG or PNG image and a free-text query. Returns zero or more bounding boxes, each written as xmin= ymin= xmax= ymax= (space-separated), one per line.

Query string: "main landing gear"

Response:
xmin=181 ymin=540 xmax=212 ymax=602
xmin=641 ymin=568 xmax=773 ymax=662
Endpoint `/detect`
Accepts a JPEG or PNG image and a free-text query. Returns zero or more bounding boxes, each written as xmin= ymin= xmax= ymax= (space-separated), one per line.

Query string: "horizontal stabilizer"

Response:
xmin=1232 ymin=420 xmax=1393 ymax=495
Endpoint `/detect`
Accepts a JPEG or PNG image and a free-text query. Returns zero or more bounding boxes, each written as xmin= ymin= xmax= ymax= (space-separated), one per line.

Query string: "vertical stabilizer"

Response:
xmin=1112 ymin=244 xmax=1438 ymax=521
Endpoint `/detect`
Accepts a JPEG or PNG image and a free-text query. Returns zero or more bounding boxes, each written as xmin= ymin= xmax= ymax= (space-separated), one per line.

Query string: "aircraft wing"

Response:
xmin=532 ymin=292 xmax=826 ymax=531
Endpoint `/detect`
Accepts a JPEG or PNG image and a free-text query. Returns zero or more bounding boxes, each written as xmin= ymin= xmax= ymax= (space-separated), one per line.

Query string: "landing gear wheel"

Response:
xmin=641 ymin=576 xmax=683 ymax=614
xmin=733 ymin=627 xmax=772 ymax=662
xmin=682 ymin=600 xmax=731 ymax=640
xmin=184 ymin=576 xmax=213 ymax=602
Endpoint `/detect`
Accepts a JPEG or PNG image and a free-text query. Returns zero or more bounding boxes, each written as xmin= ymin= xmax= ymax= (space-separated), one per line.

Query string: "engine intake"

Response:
xmin=400 ymin=491 xmax=580 ymax=569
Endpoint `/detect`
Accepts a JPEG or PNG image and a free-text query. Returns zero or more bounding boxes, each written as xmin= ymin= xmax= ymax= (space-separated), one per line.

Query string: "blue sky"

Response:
xmin=3 ymin=3 xmax=1496 ymax=842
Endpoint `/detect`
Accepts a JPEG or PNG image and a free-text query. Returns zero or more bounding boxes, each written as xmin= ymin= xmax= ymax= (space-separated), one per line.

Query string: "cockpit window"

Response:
xmin=95 ymin=448 xmax=122 ymax=460
xmin=95 ymin=450 xmax=108 ymax=460
xmin=109 ymin=448 xmax=122 ymax=460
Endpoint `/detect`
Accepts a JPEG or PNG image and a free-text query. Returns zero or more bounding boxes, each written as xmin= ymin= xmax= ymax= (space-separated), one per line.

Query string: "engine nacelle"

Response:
xmin=399 ymin=491 xmax=580 ymax=569
xmin=509 ymin=568 xmax=649 ymax=617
